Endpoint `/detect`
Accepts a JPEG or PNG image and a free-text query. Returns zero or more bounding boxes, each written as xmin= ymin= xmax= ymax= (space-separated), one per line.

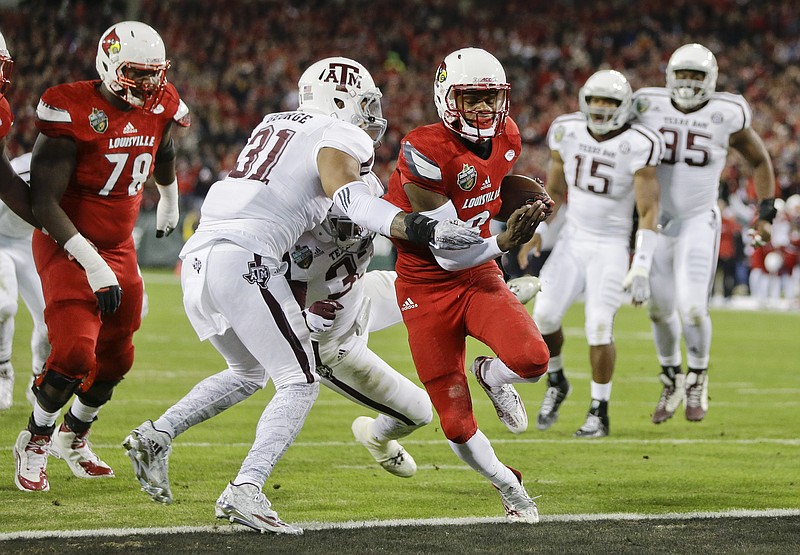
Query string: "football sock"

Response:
xmin=448 ymin=429 xmax=516 ymax=489
xmin=688 ymin=367 xmax=707 ymax=375
xmin=236 ymin=382 xmax=318 ymax=489
xmin=661 ymin=365 xmax=682 ymax=379
xmin=68 ymin=397 xmax=101 ymax=424
xmin=590 ymin=380 xmax=612 ymax=402
xmin=482 ymin=357 xmax=540 ymax=387
xmin=156 ymin=368 xmax=261 ymax=438
xmin=32 ymin=403 xmax=60 ymax=430
xmin=546 ymin=354 xmax=563 ymax=374
xmin=371 ymin=414 xmax=417 ymax=442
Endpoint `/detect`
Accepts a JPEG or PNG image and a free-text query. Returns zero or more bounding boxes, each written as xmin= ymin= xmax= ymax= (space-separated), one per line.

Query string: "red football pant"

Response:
xmin=33 ymin=232 xmax=143 ymax=387
xmin=396 ymin=263 xmax=548 ymax=443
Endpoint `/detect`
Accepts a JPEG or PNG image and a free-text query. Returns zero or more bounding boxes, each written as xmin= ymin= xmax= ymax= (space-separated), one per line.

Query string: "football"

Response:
xmin=495 ymin=174 xmax=553 ymax=222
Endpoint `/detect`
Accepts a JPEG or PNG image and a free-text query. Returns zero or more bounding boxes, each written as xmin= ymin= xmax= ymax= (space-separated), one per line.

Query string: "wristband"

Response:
xmin=758 ymin=198 xmax=777 ymax=224
xmin=404 ymin=212 xmax=436 ymax=245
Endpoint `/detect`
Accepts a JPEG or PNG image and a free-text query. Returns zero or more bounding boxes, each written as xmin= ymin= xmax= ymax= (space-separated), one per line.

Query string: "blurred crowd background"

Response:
xmin=2 ymin=0 xmax=799 ymax=306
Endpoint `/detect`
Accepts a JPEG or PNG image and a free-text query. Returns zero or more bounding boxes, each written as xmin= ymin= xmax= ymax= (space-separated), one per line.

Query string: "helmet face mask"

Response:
xmin=578 ymin=70 xmax=632 ymax=135
xmin=95 ymin=21 xmax=170 ymax=112
xmin=0 ymin=32 xmax=13 ymax=100
xmin=320 ymin=210 xmax=374 ymax=253
xmin=666 ymin=43 xmax=718 ymax=110
xmin=297 ymin=57 xmax=387 ymax=145
xmin=434 ymin=48 xmax=510 ymax=143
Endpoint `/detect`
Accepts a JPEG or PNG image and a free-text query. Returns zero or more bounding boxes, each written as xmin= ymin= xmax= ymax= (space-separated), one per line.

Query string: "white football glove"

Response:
xmin=622 ymin=266 xmax=650 ymax=306
xmin=507 ymin=275 xmax=542 ymax=304
xmin=303 ymin=300 xmax=344 ymax=333
xmin=431 ymin=219 xmax=482 ymax=250
xmin=156 ymin=180 xmax=180 ymax=238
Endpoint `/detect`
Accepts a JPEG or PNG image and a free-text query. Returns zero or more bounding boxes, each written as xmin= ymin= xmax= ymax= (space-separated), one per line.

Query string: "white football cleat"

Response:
xmin=51 ymin=423 xmax=115 ymax=478
xmin=506 ymin=275 xmax=542 ymax=305
xmin=495 ymin=466 xmax=539 ymax=523
xmin=471 ymin=356 xmax=528 ymax=434
xmin=215 ymin=482 xmax=303 ymax=535
xmin=14 ymin=430 xmax=51 ymax=492
xmin=685 ymin=372 xmax=709 ymax=422
xmin=123 ymin=420 xmax=173 ymax=504
xmin=351 ymin=416 xmax=417 ymax=478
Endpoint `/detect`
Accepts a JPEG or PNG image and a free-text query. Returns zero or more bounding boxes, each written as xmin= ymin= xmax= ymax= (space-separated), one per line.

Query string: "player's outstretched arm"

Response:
xmin=318 ymin=147 xmax=481 ymax=250
xmin=153 ymin=125 xmax=179 ymax=238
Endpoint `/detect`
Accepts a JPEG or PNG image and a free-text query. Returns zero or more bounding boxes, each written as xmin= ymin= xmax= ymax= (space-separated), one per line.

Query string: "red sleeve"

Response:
xmin=395 ymin=127 xmax=449 ymax=196
xmin=34 ymin=85 xmax=78 ymax=140
xmin=0 ymin=97 xmax=14 ymax=139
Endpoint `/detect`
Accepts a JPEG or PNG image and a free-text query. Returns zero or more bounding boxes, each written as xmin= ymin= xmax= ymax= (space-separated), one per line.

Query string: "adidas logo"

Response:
xmin=479 ymin=177 xmax=492 ymax=190
xmin=123 ymin=122 xmax=138 ymax=134
xmin=401 ymin=297 xmax=418 ymax=311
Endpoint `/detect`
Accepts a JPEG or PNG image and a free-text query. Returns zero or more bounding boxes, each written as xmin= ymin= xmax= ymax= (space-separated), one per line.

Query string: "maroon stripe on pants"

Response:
xmin=253 ymin=254 xmax=314 ymax=383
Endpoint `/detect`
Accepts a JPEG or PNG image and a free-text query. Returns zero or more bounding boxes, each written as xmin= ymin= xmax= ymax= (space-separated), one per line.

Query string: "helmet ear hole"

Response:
xmin=334 ymin=98 xmax=345 ymax=109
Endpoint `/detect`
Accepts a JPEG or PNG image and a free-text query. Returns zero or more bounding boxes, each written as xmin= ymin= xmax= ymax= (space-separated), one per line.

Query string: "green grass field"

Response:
xmin=1 ymin=269 xmax=799 ymax=533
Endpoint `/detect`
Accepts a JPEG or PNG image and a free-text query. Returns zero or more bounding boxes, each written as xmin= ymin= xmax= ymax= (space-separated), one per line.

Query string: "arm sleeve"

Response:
xmin=332 ymin=181 xmax=401 ymax=237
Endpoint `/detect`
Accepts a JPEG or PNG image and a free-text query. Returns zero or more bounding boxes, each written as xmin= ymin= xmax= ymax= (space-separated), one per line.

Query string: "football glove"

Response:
xmin=405 ymin=213 xmax=482 ymax=250
xmin=64 ymin=233 xmax=123 ymax=314
xmin=303 ymin=299 xmax=344 ymax=333
xmin=155 ymin=179 xmax=180 ymax=238
xmin=622 ymin=266 xmax=650 ymax=306
xmin=507 ymin=275 xmax=542 ymax=305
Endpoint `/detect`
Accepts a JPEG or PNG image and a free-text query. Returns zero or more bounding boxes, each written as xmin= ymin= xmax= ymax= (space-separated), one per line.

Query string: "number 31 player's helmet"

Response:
xmin=433 ymin=48 xmax=510 ymax=143
xmin=298 ymin=57 xmax=387 ymax=145
xmin=95 ymin=21 xmax=171 ymax=113
xmin=579 ymin=70 xmax=632 ymax=135
xmin=666 ymin=43 xmax=718 ymax=110
xmin=0 ymin=31 xmax=13 ymax=100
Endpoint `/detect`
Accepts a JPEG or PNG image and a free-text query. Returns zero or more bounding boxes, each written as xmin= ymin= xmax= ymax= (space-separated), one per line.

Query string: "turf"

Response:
xmin=1 ymin=269 xmax=798 ymax=533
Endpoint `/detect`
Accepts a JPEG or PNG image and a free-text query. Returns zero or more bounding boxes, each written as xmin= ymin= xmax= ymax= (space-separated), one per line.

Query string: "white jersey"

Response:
xmin=184 ymin=111 xmax=374 ymax=264
xmin=1 ymin=153 xmax=35 ymax=239
xmin=547 ymin=113 xmax=663 ymax=240
xmin=633 ymin=87 xmax=750 ymax=220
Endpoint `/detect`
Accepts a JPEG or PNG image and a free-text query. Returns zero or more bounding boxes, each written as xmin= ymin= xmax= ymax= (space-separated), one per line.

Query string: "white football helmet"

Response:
xmin=0 ymin=31 xmax=13 ymax=100
xmin=579 ymin=70 xmax=632 ymax=135
xmin=314 ymin=172 xmax=384 ymax=252
xmin=297 ymin=57 xmax=387 ymax=145
xmin=433 ymin=48 xmax=510 ymax=143
xmin=666 ymin=43 xmax=718 ymax=110
xmin=95 ymin=21 xmax=170 ymax=112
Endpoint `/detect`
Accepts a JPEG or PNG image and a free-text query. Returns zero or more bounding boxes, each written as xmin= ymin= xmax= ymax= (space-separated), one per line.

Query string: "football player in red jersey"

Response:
xmin=383 ymin=48 xmax=551 ymax=523
xmin=13 ymin=21 xmax=190 ymax=493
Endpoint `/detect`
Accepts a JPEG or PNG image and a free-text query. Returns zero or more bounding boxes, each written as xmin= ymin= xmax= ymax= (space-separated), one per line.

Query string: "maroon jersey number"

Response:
xmin=229 ymin=125 xmax=296 ymax=183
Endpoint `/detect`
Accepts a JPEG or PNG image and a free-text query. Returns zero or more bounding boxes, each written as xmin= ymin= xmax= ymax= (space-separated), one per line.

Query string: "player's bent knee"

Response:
xmin=586 ymin=320 xmax=614 ymax=346
xmin=682 ymin=304 xmax=707 ymax=327
xmin=440 ymin=416 xmax=478 ymax=444
xmin=76 ymin=379 xmax=121 ymax=407
xmin=33 ymin=369 xmax=82 ymax=412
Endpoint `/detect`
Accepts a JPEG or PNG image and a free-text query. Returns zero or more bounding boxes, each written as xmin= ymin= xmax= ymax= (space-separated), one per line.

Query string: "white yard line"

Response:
xmin=1 ymin=508 xmax=798 ymax=540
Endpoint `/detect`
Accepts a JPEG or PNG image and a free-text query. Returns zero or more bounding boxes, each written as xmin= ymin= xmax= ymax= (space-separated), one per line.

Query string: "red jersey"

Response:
xmin=385 ymin=118 xmax=522 ymax=282
xmin=0 ymin=96 xmax=12 ymax=139
xmin=34 ymin=80 xmax=189 ymax=248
